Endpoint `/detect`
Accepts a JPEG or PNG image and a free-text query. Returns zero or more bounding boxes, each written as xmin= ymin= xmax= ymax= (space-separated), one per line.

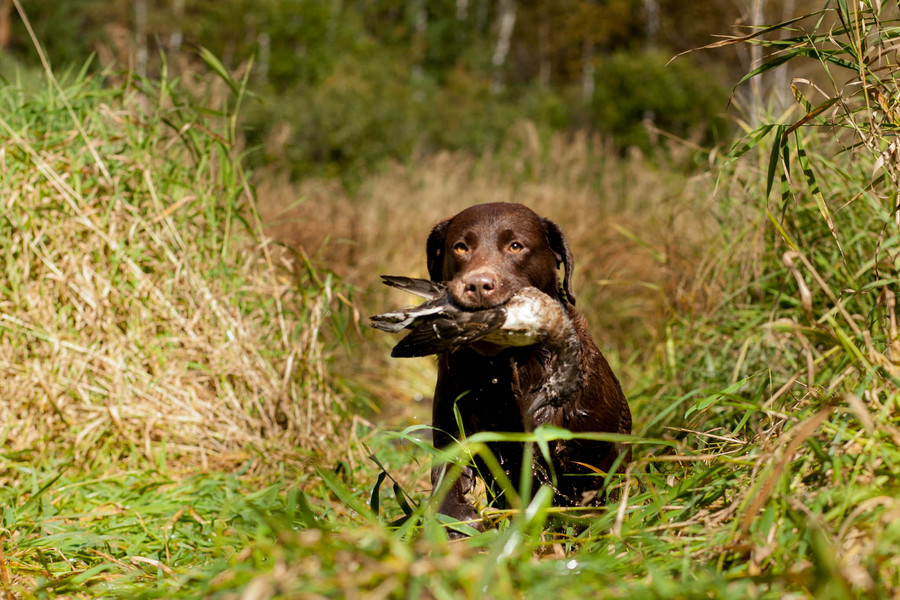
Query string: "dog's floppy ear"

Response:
xmin=426 ymin=218 xmax=451 ymax=282
xmin=543 ymin=218 xmax=576 ymax=305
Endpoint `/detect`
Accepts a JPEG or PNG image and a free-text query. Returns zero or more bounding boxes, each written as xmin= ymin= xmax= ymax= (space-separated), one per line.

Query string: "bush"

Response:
xmin=590 ymin=48 xmax=731 ymax=151
xmin=247 ymin=51 xmax=422 ymax=181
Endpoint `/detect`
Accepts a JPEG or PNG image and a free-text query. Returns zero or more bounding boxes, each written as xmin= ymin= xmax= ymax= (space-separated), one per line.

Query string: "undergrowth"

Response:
xmin=0 ymin=56 xmax=354 ymax=466
xmin=0 ymin=9 xmax=365 ymax=592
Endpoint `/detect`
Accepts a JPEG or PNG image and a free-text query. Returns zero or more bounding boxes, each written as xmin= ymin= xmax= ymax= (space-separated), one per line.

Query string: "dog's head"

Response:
xmin=426 ymin=203 xmax=575 ymax=309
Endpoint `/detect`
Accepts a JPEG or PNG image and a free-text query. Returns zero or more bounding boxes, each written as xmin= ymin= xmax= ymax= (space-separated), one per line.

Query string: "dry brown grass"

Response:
xmin=257 ymin=122 xmax=724 ymax=413
xmin=0 ymin=79 xmax=349 ymax=471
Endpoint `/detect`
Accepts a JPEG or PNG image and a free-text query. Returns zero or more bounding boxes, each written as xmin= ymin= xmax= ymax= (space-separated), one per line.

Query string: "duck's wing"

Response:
xmin=396 ymin=288 xmax=567 ymax=355
xmin=369 ymin=295 xmax=452 ymax=333
xmin=372 ymin=289 xmax=508 ymax=357
xmin=380 ymin=275 xmax=446 ymax=300
xmin=390 ymin=306 xmax=508 ymax=357
xmin=372 ymin=280 xmax=566 ymax=358
xmin=370 ymin=276 xmax=449 ymax=333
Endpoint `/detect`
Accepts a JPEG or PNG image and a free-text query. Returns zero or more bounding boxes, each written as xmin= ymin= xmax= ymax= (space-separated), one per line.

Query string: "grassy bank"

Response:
xmin=0 ymin=65 xmax=357 ymax=595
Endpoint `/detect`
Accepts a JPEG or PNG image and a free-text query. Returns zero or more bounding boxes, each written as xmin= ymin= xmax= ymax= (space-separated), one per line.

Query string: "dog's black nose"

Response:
xmin=463 ymin=272 xmax=498 ymax=303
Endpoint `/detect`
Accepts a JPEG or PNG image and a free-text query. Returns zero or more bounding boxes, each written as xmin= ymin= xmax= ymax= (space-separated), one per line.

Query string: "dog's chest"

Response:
xmin=450 ymin=348 xmax=547 ymax=433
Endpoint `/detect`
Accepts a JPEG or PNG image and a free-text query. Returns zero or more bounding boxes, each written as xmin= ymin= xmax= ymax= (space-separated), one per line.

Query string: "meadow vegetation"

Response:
xmin=2 ymin=2 xmax=900 ymax=599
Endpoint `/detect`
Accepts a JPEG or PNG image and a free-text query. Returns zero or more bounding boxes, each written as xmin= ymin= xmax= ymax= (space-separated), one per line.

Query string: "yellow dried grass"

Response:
xmin=0 ymin=84 xmax=346 ymax=470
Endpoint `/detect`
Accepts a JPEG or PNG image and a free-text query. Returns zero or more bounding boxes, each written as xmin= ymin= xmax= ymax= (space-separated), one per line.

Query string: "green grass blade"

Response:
xmin=197 ymin=45 xmax=240 ymax=96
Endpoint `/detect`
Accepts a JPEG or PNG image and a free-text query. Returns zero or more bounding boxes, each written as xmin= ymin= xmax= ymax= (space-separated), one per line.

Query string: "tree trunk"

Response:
xmin=581 ymin=36 xmax=594 ymax=104
xmin=642 ymin=0 xmax=659 ymax=47
xmin=169 ymin=0 xmax=185 ymax=53
xmin=749 ymin=0 xmax=765 ymax=125
xmin=135 ymin=0 xmax=148 ymax=78
xmin=410 ymin=0 xmax=427 ymax=78
xmin=456 ymin=0 xmax=468 ymax=20
xmin=414 ymin=0 xmax=427 ymax=37
xmin=492 ymin=0 xmax=517 ymax=91
xmin=538 ymin=5 xmax=550 ymax=87
xmin=581 ymin=0 xmax=597 ymax=105
xmin=258 ymin=33 xmax=271 ymax=86
xmin=0 ymin=0 xmax=11 ymax=50
xmin=774 ymin=0 xmax=796 ymax=112
xmin=476 ymin=0 xmax=489 ymax=32
xmin=327 ymin=0 xmax=342 ymax=43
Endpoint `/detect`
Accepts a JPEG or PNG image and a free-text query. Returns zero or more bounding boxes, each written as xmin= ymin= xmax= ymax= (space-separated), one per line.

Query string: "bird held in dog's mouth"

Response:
xmin=370 ymin=275 xmax=575 ymax=358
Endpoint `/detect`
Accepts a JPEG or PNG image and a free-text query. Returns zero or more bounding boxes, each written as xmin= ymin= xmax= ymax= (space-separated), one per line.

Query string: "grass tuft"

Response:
xmin=0 ymin=65 xmax=349 ymax=469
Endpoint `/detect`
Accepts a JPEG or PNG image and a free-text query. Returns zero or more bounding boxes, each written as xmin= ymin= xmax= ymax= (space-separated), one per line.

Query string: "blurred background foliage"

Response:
xmin=0 ymin=0 xmax=813 ymax=182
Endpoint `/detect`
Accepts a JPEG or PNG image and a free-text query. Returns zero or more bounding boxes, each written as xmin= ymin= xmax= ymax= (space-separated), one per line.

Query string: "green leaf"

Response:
xmin=685 ymin=376 xmax=756 ymax=418
xmin=784 ymin=97 xmax=839 ymax=138
xmin=766 ymin=124 xmax=787 ymax=199
xmin=294 ymin=490 xmax=325 ymax=530
xmin=434 ymin=512 xmax=482 ymax=537
xmin=69 ymin=563 xmax=116 ymax=585
xmin=369 ymin=471 xmax=387 ymax=517
xmin=734 ymin=54 xmax=794 ymax=88
xmin=197 ymin=45 xmax=240 ymax=96
xmin=795 ymin=133 xmax=844 ymax=256
xmin=21 ymin=463 xmax=70 ymax=513
xmin=317 ymin=469 xmax=375 ymax=521
xmin=766 ymin=206 xmax=801 ymax=251
xmin=728 ymin=124 xmax=776 ymax=161
xmin=393 ymin=482 xmax=415 ymax=517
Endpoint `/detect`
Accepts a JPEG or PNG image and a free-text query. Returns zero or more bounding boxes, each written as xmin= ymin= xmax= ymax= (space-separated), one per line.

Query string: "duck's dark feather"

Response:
xmin=379 ymin=275 xmax=446 ymax=300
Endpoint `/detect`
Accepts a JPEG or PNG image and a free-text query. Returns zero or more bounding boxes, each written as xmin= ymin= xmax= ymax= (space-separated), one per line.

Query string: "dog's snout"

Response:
xmin=463 ymin=272 xmax=498 ymax=304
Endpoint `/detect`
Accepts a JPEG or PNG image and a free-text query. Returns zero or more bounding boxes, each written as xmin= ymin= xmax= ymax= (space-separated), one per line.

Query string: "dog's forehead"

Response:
xmin=445 ymin=203 xmax=546 ymax=241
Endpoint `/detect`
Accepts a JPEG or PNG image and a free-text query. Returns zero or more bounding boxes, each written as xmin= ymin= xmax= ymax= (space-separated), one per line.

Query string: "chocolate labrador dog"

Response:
xmin=424 ymin=202 xmax=631 ymax=530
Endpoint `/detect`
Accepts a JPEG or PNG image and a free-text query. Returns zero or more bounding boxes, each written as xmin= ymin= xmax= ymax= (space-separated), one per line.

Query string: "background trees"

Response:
xmin=1 ymin=1 xmax=817 ymax=178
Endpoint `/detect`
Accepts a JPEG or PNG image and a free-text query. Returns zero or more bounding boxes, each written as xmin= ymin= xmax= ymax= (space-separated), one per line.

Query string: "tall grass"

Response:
xmin=0 ymin=63 xmax=350 ymax=467
xmin=239 ymin=3 xmax=900 ymax=598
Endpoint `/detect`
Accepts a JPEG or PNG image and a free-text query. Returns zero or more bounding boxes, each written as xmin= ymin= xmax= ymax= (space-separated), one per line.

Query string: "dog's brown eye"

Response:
xmin=508 ymin=241 xmax=524 ymax=253
xmin=453 ymin=242 xmax=468 ymax=254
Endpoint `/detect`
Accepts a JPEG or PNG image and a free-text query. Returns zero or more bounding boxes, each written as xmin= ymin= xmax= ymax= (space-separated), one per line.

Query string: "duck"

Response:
xmin=370 ymin=275 xmax=578 ymax=364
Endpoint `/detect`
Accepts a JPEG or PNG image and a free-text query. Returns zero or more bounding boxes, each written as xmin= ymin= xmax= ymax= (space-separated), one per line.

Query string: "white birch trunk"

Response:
xmin=582 ymin=37 xmax=594 ymax=104
xmin=258 ymin=32 xmax=271 ymax=86
xmin=642 ymin=0 xmax=659 ymax=47
xmin=456 ymin=0 xmax=468 ymax=20
xmin=774 ymin=0 xmax=796 ymax=112
xmin=582 ymin=0 xmax=597 ymax=104
xmin=492 ymin=0 xmax=517 ymax=91
xmin=750 ymin=0 xmax=765 ymax=125
xmin=410 ymin=0 xmax=427 ymax=78
xmin=539 ymin=18 xmax=550 ymax=87
xmin=169 ymin=0 xmax=185 ymax=53
xmin=414 ymin=0 xmax=427 ymax=37
xmin=135 ymin=0 xmax=148 ymax=79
